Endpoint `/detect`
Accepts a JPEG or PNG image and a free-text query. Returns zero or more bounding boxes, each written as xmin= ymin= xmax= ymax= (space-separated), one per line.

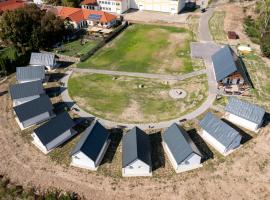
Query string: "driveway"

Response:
xmin=190 ymin=42 xmax=221 ymax=59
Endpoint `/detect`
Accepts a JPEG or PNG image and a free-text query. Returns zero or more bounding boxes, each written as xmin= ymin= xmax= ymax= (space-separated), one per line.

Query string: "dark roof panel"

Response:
xmin=199 ymin=112 xmax=240 ymax=147
xmin=122 ymin=127 xmax=151 ymax=167
xmin=225 ymin=97 xmax=265 ymax=124
xmin=34 ymin=112 xmax=75 ymax=145
xmin=163 ymin=123 xmax=202 ymax=164
xmin=9 ymin=80 xmax=44 ymax=100
xmin=71 ymin=121 xmax=110 ymax=162
xmin=16 ymin=66 xmax=45 ymax=82
xmin=13 ymin=95 xmax=53 ymax=122
xmin=211 ymin=45 xmax=238 ymax=81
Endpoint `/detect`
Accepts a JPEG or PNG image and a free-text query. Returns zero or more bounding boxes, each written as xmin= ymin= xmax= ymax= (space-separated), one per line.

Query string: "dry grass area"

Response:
xmin=0 ymin=73 xmax=270 ymax=199
xmin=68 ymin=73 xmax=208 ymax=123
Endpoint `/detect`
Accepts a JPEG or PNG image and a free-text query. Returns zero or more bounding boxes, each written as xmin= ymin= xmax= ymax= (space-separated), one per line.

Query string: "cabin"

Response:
xmin=200 ymin=112 xmax=242 ymax=156
xmin=225 ymin=97 xmax=265 ymax=132
xmin=162 ymin=123 xmax=203 ymax=173
xmin=122 ymin=127 xmax=152 ymax=177
xmin=70 ymin=121 xmax=110 ymax=170
xmin=31 ymin=112 xmax=76 ymax=154
xmin=16 ymin=66 xmax=45 ymax=83
xmin=13 ymin=95 xmax=55 ymax=130
xmin=211 ymin=45 xmax=251 ymax=95
xmin=9 ymin=80 xmax=45 ymax=107
xmin=29 ymin=52 xmax=58 ymax=71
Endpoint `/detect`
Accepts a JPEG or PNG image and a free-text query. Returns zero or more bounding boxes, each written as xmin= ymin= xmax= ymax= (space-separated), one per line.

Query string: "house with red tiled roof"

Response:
xmin=54 ymin=6 xmax=117 ymax=29
xmin=0 ymin=0 xmax=25 ymax=14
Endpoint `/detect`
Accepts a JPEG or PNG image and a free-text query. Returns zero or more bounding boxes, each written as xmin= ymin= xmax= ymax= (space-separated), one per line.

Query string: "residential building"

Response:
xmin=81 ymin=0 xmax=186 ymax=14
xmin=0 ymin=0 xmax=25 ymax=13
xmin=211 ymin=45 xmax=251 ymax=94
xmin=53 ymin=6 xmax=117 ymax=29
xmin=29 ymin=52 xmax=58 ymax=71
xmin=32 ymin=112 xmax=76 ymax=154
xmin=162 ymin=123 xmax=203 ymax=173
xmin=16 ymin=66 xmax=45 ymax=83
xmin=200 ymin=112 xmax=242 ymax=156
xmin=122 ymin=127 xmax=152 ymax=177
xmin=9 ymin=80 xmax=45 ymax=107
xmin=70 ymin=121 xmax=110 ymax=170
xmin=13 ymin=95 xmax=55 ymax=130
xmin=224 ymin=97 xmax=265 ymax=132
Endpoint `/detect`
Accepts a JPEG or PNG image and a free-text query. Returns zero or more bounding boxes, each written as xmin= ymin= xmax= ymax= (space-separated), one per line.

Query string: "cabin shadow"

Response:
xmin=45 ymin=86 xmax=63 ymax=97
xmin=181 ymin=3 xmax=199 ymax=14
xmin=261 ymin=112 xmax=270 ymax=128
xmin=149 ymin=131 xmax=165 ymax=171
xmin=73 ymin=116 xmax=95 ymax=133
xmin=221 ymin=118 xmax=252 ymax=144
xmin=100 ymin=128 xmax=123 ymax=166
xmin=0 ymin=90 xmax=8 ymax=96
xmin=187 ymin=129 xmax=213 ymax=163
xmin=48 ymin=72 xmax=67 ymax=82
xmin=58 ymin=61 xmax=74 ymax=69
xmin=53 ymin=101 xmax=75 ymax=114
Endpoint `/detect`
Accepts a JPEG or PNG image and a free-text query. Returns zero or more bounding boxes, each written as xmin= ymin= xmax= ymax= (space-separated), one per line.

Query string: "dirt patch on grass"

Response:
xmin=119 ymin=100 xmax=144 ymax=122
xmin=155 ymin=33 xmax=188 ymax=73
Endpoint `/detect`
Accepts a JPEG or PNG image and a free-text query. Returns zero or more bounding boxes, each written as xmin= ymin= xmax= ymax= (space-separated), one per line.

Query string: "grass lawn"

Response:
xmin=68 ymin=73 xmax=208 ymax=123
xmin=77 ymin=24 xmax=199 ymax=74
xmin=242 ymin=53 xmax=270 ymax=111
xmin=209 ymin=11 xmax=227 ymax=43
xmin=54 ymin=39 xmax=99 ymax=57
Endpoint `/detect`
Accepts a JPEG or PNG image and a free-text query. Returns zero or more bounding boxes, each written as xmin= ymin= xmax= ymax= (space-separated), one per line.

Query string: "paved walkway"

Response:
xmin=60 ymin=5 xmax=218 ymax=130
xmin=73 ymin=68 xmax=207 ymax=81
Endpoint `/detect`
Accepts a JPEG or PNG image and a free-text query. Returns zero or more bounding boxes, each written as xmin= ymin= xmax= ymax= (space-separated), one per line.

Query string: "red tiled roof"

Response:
xmin=0 ymin=0 xmax=25 ymax=12
xmin=56 ymin=6 xmax=117 ymax=23
xmin=81 ymin=0 xmax=97 ymax=5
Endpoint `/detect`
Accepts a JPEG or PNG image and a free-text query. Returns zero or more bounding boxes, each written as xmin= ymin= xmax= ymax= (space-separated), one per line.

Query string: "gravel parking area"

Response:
xmin=190 ymin=42 xmax=221 ymax=58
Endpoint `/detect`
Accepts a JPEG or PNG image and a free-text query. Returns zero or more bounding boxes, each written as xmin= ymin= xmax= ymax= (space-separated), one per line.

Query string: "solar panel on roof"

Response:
xmin=89 ymin=14 xmax=101 ymax=20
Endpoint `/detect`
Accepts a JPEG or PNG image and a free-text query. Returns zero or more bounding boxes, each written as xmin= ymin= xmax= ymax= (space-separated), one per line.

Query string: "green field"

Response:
xmin=68 ymin=73 xmax=208 ymax=123
xmin=78 ymin=24 xmax=199 ymax=74
xmin=54 ymin=39 xmax=99 ymax=57
xmin=209 ymin=11 xmax=227 ymax=43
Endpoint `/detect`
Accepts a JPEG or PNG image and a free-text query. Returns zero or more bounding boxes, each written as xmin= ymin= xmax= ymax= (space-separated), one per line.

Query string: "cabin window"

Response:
xmin=237 ymin=78 xmax=240 ymax=84
xmin=129 ymin=166 xmax=133 ymax=169
xmin=138 ymin=166 xmax=141 ymax=168
xmin=74 ymin=156 xmax=80 ymax=159
xmin=184 ymin=160 xmax=190 ymax=165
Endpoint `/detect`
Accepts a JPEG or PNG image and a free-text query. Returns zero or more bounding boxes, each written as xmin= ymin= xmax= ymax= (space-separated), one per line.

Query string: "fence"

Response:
xmin=80 ymin=21 xmax=129 ymax=62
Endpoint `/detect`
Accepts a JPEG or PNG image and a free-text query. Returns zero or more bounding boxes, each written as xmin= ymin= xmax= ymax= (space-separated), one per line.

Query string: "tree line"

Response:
xmin=0 ymin=4 xmax=67 ymax=73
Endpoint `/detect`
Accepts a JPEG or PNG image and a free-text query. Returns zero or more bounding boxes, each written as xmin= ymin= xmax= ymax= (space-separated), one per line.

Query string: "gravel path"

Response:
xmin=73 ymin=68 xmax=207 ymax=81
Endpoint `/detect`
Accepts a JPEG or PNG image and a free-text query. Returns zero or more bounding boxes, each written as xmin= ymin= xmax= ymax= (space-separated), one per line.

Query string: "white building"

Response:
xmin=81 ymin=0 xmax=186 ymax=14
xmin=224 ymin=97 xmax=265 ymax=132
xmin=13 ymin=95 xmax=55 ymax=130
xmin=200 ymin=112 xmax=242 ymax=156
xmin=16 ymin=66 xmax=45 ymax=83
xmin=9 ymin=80 xmax=45 ymax=107
xmin=32 ymin=112 xmax=76 ymax=154
xmin=122 ymin=127 xmax=152 ymax=177
xmin=70 ymin=121 xmax=110 ymax=170
xmin=162 ymin=123 xmax=203 ymax=173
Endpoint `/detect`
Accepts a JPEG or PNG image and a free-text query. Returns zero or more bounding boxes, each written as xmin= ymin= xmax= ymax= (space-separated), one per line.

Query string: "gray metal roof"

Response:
xmin=9 ymin=80 xmax=44 ymax=100
xmin=34 ymin=112 xmax=75 ymax=145
xmin=29 ymin=52 xmax=55 ymax=67
xmin=16 ymin=66 xmax=45 ymax=82
xmin=122 ymin=127 xmax=151 ymax=167
xmin=211 ymin=45 xmax=238 ymax=81
xmin=199 ymin=112 xmax=240 ymax=148
xmin=70 ymin=121 xmax=110 ymax=162
xmin=225 ymin=97 xmax=265 ymax=124
xmin=13 ymin=95 xmax=53 ymax=122
xmin=162 ymin=123 xmax=202 ymax=164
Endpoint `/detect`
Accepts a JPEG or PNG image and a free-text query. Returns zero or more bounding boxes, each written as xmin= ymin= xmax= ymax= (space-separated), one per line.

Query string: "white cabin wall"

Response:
xmin=227 ymin=113 xmax=260 ymax=131
xmin=71 ymin=151 xmax=96 ymax=169
xmin=202 ymin=130 xmax=227 ymax=154
xmin=123 ymin=159 xmax=151 ymax=176
xmin=163 ymin=142 xmax=178 ymax=170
